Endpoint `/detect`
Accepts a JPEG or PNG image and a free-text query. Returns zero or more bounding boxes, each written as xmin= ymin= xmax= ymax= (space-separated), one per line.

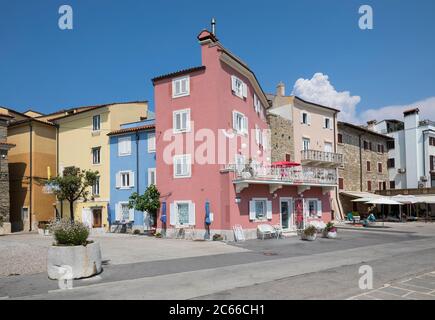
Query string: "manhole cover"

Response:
xmin=262 ymin=252 xmax=278 ymax=256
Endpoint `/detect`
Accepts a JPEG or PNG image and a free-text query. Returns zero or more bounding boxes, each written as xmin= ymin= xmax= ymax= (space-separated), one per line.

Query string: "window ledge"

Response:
xmin=91 ymin=130 xmax=101 ymax=136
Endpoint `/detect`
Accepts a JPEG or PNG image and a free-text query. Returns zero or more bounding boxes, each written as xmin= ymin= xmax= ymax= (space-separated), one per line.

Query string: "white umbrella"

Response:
xmin=351 ymin=197 xmax=374 ymax=202
xmin=391 ymin=195 xmax=419 ymax=204
xmin=366 ymin=197 xmax=403 ymax=205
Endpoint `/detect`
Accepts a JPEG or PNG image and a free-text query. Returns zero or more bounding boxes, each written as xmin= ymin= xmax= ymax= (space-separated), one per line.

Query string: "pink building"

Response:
xmin=153 ymin=29 xmax=339 ymax=240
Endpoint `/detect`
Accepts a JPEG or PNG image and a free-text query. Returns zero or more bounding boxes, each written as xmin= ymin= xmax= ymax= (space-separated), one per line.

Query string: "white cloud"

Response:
xmin=291 ymin=72 xmax=435 ymax=124
xmin=291 ymin=73 xmax=361 ymax=122
xmin=360 ymin=96 xmax=435 ymax=124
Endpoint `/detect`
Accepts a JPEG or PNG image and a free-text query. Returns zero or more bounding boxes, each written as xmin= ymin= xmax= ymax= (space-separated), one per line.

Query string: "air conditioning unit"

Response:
xmin=397 ymin=168 xmax=406 ymax=174
xmin=420 ymin=176 xmax=428 ymax=182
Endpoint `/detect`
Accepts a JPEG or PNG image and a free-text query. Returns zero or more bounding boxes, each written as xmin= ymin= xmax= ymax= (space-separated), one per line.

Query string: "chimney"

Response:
xmin=366 ymin=120 xmax=377 ymax=131
xmin=211 ymin=18 xmax=216 ymax=36
xmin=276 ymin=82 xmax=285 ymax=96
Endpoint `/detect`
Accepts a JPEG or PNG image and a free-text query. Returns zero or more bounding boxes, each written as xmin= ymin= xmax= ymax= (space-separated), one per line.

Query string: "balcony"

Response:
xmin=223 ymin=163 xmax=337 ymax=193
xmin=301 ymin=149 xmax=343 ymax=167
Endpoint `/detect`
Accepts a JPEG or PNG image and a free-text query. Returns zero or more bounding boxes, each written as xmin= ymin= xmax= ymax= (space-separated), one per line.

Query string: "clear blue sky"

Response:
xmin=0 ymin=0 xmax=434 ymax=116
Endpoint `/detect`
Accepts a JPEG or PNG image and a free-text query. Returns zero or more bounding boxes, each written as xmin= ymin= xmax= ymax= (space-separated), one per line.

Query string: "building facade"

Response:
xmin=153 ymin=29 xmax=338 ymax=240
xmin=53 ymin=102 xmax=149 ymax=230
xmin=108 ymin=118 xmax=156 ymax=233
xmin=373 ymin=108 xmax=435 ymax=189
xmin=337 ymin=121 xmax=391 ymax=215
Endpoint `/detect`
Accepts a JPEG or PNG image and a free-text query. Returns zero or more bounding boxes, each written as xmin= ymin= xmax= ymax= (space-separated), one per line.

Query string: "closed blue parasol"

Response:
xmin=160 ymin=202 xmax=167 ymax=223
xmin=205 ymin=201 xmax=211 ymax=225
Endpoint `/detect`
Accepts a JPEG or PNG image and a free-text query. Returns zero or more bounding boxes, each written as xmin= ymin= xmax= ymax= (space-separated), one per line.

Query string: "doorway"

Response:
xmin=92 ymin=208 xmax=102 ymax=228
xmin=280 ymin=198 xmax=294 ymax=230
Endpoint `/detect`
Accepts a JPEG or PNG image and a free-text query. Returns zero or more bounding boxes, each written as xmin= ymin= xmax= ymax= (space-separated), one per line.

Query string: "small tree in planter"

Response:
xmin=323 ymin=222 xmax=337 ymax=239
xmin=47 ymin=167 xmax=98 ymax=222
xmin=301 ymin=225 xmax=317 ymax=241
xmin=128 ymin=184 xmax=160 ymax=232
xmin=47 ymin=220 xmax=102 ymax=279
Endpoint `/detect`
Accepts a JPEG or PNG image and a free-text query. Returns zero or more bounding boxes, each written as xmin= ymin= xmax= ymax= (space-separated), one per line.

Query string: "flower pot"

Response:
xmin=301 ymin=233 xmax=317 ymax=241
xmin=47 ymin=242 xmax=102 ymax=280
xmin=326 ymin=231 xmax=337 ymax=239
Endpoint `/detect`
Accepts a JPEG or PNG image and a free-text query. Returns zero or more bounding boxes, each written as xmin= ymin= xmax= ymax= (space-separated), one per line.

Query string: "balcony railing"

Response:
xmin=301 ymin=149 xmax=343 ymax=166
xmin=224 ymin=164 xmax=337 ymax=186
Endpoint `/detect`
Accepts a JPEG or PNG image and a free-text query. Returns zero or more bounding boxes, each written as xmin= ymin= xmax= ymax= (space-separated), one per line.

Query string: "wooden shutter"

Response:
xmin=243 ymin=116 xmax=248 ymax=134
xmin=116 ymin=172 xmax=121 ymax=188
xmin=169 ymin=203 xmax=176 ymax=226
xmin=266 ymin=201 xmax=272 ymax=220
xmin=129 ymin=171 xmax=135 ymax=187
xmin=249 ymin=201 xmax=256 ymax=220
xmin=188 ymin=202 xmax=196 ymax=226
xmin=232 ymin=111 xmax=237 ymax=131
xmin=242 ymin=82 xmax=248 ymax=98
xmin=115 ymin=203 xmax=122 ymax=221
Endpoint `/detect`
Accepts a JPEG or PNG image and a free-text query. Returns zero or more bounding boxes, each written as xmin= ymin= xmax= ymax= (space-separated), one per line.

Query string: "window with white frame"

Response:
xmin=324 ymin=142 xmax=333 ymax=153
xmin=147 ymin=132 xmax=156 ymax=152
xmin=301 ymin=112 xmax=310 ymax=125
xmin=254 ymin=93 xmax=262 ymax=114
xmin=92 ymin=176 xmax=100 ymax=196
xmin=148 ymin=168 xmax=156 ymax=186
xmin=231 ymin=75 xmax=247 ymax=99
xmin=173 ymin=154 xmax=191 ymax=178
xmin=116 ymin=171 xmax=134 ymax=189
xmin=302 ymin=138 xmax=310 ymax=151
xmin=170 ymin=201 xmax=195 ymax=226
xmin=120 ymin=203 xmax=130 ymax=221
xmin=324 ymin=117 xmax=331 ymax=129
xmin=173 ymin=109 xmax=190 ymax=133
xmin=92 ymin=115 xmax=101 ymax=131
xmin=232 ymin=111 xmax=248 ymax=135
xmin=306 ymin=199 xmax=322 ymax=218
xmin=249 ymin=198 xmax=272 ymax=221
xmin=118 ymin=136 xmax=132 ymax=156
xmin=116 ymin=202 xmax=134 ymax=222
xmin=92 ymin=147 xmax=101 ymax=164
xmin=172 ymin=76 xmax=190 ymax=98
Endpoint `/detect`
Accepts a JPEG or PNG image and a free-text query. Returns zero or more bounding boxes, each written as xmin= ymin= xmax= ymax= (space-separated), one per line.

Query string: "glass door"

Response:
xmin=280 ymin=198 xmax=293 ymax=230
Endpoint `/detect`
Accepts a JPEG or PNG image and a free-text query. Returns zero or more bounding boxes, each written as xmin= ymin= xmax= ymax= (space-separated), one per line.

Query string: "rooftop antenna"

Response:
xmin=211 ymin=17 xmax=216 ymax=36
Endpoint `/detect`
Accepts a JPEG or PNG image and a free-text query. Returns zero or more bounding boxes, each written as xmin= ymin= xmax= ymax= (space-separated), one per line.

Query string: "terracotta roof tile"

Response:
xmin=107 ymin=124 xmax=155 ymax=136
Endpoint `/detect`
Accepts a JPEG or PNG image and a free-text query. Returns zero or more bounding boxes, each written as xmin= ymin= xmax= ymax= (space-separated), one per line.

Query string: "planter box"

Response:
xmin=47 ymin=242 xmax=102 ymax=280
xmin=326 ymin=231 xmax=337 ymax=239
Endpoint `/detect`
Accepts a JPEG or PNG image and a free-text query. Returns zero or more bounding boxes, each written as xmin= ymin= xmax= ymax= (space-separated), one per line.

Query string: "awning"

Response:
xmin=366 ymin=197 xmax=403 ymax=205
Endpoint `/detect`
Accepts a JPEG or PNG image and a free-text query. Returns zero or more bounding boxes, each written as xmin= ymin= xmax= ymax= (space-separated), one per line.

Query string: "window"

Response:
xmin=387 ymin=140 xmax=395 ymax=150
xmin=92 ymin=115 xmax=100 ymax=131
xmin=324 ymin=142 xmax=333 ymax=153
xmin=118 ymin=136 xmax=132 ymax=156
xmin=232 ymin=111 xmax=248 ymax=135
xmin=231 ymin=75 xmax=247 ymax=99
xmin=147 ymin=133 xmax=156 ymax=153
xmin=363 ymin=141 xmax=369 ymax=150
xmin=148 ymin=168 xmax=156 ymax=186
xmin=366 ymin=161 xmax=371 ymax=172
xmin=324 ymin=117 xmax=331 ymax=129
xmin=338 ymin=133 xmax=343 ymax=144
xmin=307 ymin=199 xmax=322 ymax=218
xmin=235 ymin=154 xmax=246 ymax=171
xmin=173 ymin=109 xmax=190 ymax=133
xmin=303 ymin=138 xmax=310 ymax=151
xmin=116 ymin=202 xmax=134 ymax=222
xmin=285 ymin=154 xmax=291 ymax=162
xmin=377 ymin=144 xmax=384 ymax=153
xmin=387 ymin=158 xmax=395 ymax=168
xmin=431 ymin=174 xmax=435 ymax=188
xmin=249 ymin=198 xmax=272 ymax=221
xmin=92 ymin=176 xmax=100 ymax=196
xmin=339 ymin=178 xmax=344 ymax=190
xmin=378 ymin=162 xmax=383 ymax=173
xmin=170 ymin=201 xmax=195 ymax=226
xmin=255 ymin=125 xmax=263 ymax=146
xmin=121 ymin=203 xmax=130 ymax=221
xmin=116 ymin=171 xmax=134 ymax=189
xmin=301 ymin=112 xmax=310 ymax=125
xmin=172 ymin=76 xmax=190 ymax=98
xmin=390 ymin=181 xmax=395 ymax=189
xmin=254 ymin=93 xmax=262 ymax=114
xmin=173 ymin=154 xmax=191 ymax=178
xmin=92 ymin=147 xmax=101 ymax=164
xmin=367 ymin=181 xmax=372 ymax=191
xmin=369 ymin=142 xmax=373 ymax=151
xmin=429 ymin=137 xmax=435 ymax=146
xmin=378 ymin=181 xmax=383 ymax=191
xmin=431 ymin=155 xmax=435 ymax=171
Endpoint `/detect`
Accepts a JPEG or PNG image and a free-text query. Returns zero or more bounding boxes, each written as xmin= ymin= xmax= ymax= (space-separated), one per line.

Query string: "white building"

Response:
xmin=372 ymin=108 xmax=435 ymax=189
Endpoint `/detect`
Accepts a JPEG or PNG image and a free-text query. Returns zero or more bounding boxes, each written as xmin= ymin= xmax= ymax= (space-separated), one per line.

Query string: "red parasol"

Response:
xmin=271 ymin=161 xmax=301 ymax=168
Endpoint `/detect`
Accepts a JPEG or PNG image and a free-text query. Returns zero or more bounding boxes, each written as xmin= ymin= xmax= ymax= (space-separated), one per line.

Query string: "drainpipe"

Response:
xmin=359 ymin=134 xmax=363 ymax=192
xmin=56 ymin=125 xmax=63 ymax=219
xmin=333 ymin=112 xmax=343 ymax=219
xmin=29 ymin=122 xmax=33 ymax=231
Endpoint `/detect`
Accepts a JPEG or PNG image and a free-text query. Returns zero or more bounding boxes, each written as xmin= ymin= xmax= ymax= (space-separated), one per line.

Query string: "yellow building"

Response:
xmin=1 ymin=107 xmax=57 ymax=232
xmin=53 ymin=101 xmax=149 ymax=230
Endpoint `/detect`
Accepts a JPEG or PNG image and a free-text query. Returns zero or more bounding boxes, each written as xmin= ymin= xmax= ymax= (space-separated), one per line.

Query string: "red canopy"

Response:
xmin=271 ymin=161 xmax=301 ymax=168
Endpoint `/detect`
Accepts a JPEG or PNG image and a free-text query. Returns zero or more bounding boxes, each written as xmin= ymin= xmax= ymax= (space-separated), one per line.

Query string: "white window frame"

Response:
xmin=324 ymin=117 xmax=331 ymax=129
xmin=173 ymin=154 xmax=192 ymax=178
xmin=92 ymin=115 xmax=101 ymax=132
xmin=147 ymin=132 xmax=156 ymax=153
xmin=117 ymin=201 xmax=134 ymax=222
xmin=92 ymin=147 xmax=101 ymax=165
xmin=172 ymin=200 xmax=195 ymax=226
xmin=118 ymin=136 xmax=132 ymax=156
xmin=172 ymin=75 xmax=190 ymax=98
xmin=232 ymin=111 xmax=248 ymax=135
xmin=231 ymin=75 xmax=247 ymax=99
xmin=306 ymin=198 xmax=322 ymax=218
xmin=302 ymin=138 xmax=310 ymax=151
xmin=324 ymin=142 xmax=333 ymax=153
xmin=173 ymin=109 xmax=191 ymax=133
xmin=148 ymin=168 xmax=156 ymax=186
xmin=254 ymin=93 xmax=262 ymax=114
xmin=301 ymin=111 xmax=310 ymax=125
xmin=117 ymin=170 xmax=134 ymax=189
xmin=249 ymin=198 xmax=272 ymax=221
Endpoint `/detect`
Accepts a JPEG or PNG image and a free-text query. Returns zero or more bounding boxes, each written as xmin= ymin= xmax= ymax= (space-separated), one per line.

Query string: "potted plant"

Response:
xmin=212 ymin=234 xmax=224 ymax=241
xmin=323 ymin=222 xmax=337 ymax=239
xmin=38 ymin=221 xmax=51 ymax=236
xmin=47 ymin=220 xmax=102 ymax=280
xmin=301 ymin=225 xmax=317 ymax=241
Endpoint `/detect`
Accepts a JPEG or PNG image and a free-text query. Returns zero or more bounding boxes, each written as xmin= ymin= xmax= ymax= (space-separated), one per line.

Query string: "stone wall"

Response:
xmin=267 ymin=113 xmax=294 ymax=162
xmin=0 ymin=118 xmax=11 ymax=229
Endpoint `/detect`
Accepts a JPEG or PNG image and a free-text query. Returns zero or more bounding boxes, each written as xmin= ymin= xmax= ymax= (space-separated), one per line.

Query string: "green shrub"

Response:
xmin=212 ymin=234 xmax=224 ymax=241
xmin=50 ymin=220 xmax=90 ymax=246
xmin=303 ymin=225 xmax=317 ymax=237
xmin=133 ymin=229 xmax=141 ymax=235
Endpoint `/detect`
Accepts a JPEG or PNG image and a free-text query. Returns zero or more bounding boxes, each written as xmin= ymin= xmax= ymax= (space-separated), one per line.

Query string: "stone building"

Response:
xmin=337 ymin=121 xmax=392 ymax=216
xmin=0 ymin=113 xmax=15 ymax=234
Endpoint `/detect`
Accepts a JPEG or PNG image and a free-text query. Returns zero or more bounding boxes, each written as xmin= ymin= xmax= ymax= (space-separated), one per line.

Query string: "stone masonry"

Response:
xmin=0 ymin=114 xmax=14 ymax=233
xmin=267 ymin=113 xmax=295 ymax=163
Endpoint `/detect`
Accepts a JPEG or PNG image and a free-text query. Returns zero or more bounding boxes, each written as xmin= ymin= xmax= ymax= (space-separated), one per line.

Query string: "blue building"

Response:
xmin=108 ymin=118 xmax=156 ymax=233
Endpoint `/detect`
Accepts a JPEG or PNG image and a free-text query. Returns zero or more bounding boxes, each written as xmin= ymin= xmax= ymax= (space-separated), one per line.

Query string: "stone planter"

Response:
xmin=326 ymin=231 xmax=337 ymax=239
xmin=301 ymin=233 xmax=317 ymax=241
xmin=47 ymin=242 xmax=102 ymax=280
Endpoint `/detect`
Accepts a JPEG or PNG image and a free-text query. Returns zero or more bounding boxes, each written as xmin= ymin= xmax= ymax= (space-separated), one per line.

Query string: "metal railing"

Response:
xmin=301 ymin=149 xmax=343 ymax=165
xmin=225 ymin=164 xmax=337 ymax=185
